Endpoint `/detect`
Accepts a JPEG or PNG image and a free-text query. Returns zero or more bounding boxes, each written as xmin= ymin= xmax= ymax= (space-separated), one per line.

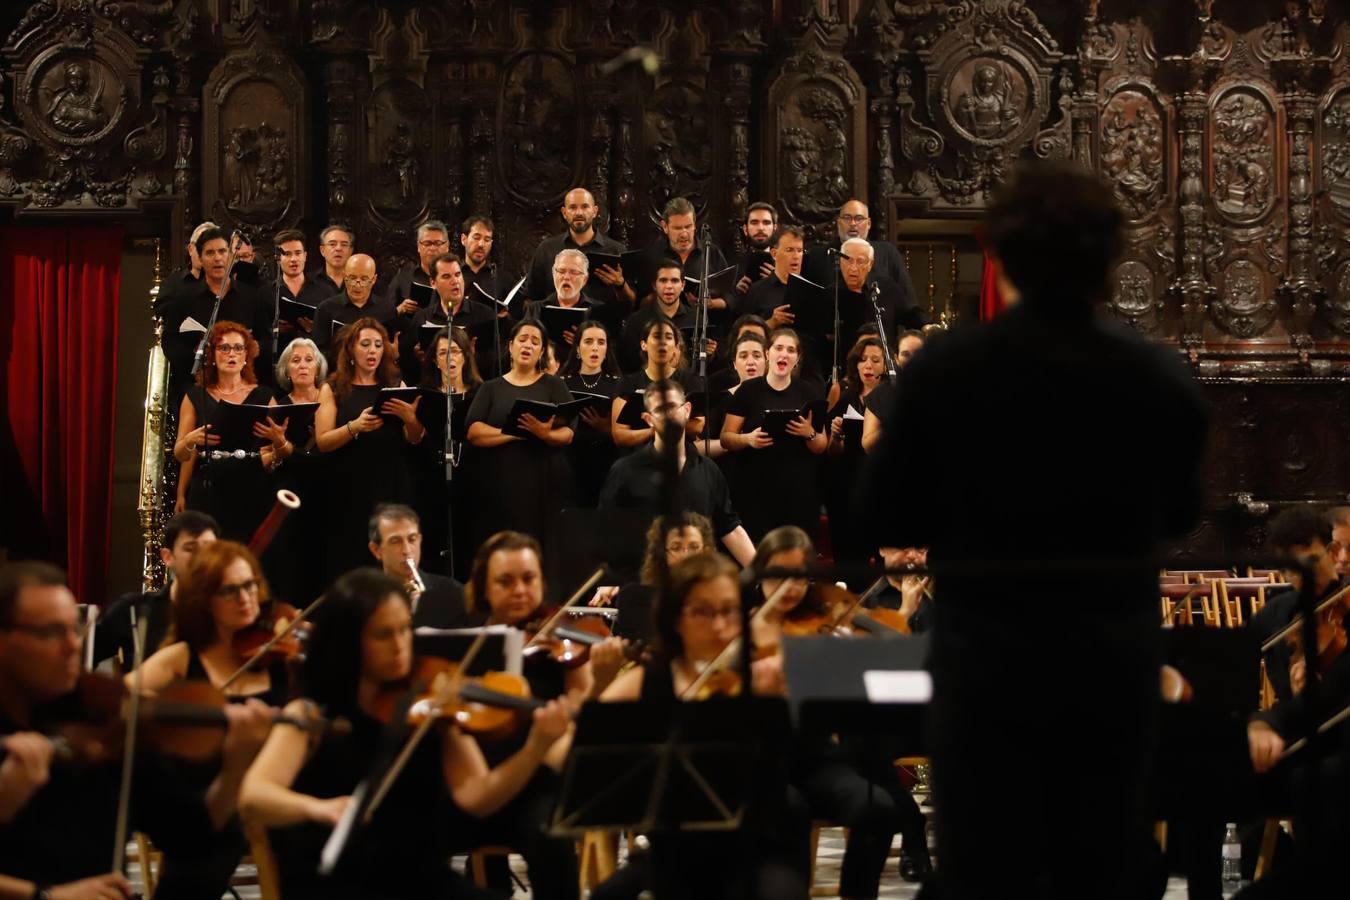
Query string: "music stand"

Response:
xmin=780 ymin=634 xmax=931 ymax=748
xmin=549 ymin=698 xmax=790 ymax=838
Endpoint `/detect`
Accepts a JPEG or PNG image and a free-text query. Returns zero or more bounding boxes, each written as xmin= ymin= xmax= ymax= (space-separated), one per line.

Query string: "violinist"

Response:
xmin=0 ymin=561 xmax=272 ymax=899
xmin=94 ymin=511 xmax=219 ymax=669
xmin=600 ymin=512 xmax=717 ymax=641
xmin=127 ymin=541 xmax=292 ymax=706
xmin=594 ymin=552 xmax=805 ymax=900
xmin=751 ymin=527 xmax=932 ymax=894
xmin=1330 ymin=505 xmax=1350 ymax=578
xmin=315 ymin=318 xmax=424 ymax=582
xmin=239 ymin=569 xmax=572 ymax=899
xmin=366 ymin=503 xmax=466 ymax=630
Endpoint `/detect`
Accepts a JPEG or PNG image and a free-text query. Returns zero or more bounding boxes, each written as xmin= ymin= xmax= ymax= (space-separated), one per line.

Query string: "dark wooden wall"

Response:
xmin=2 ymin=0 xmax=1348 ymax=554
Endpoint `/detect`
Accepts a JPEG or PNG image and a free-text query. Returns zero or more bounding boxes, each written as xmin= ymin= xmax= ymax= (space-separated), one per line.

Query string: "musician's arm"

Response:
xmin=123 ymin=641 xmax=189 ymax=695
xmin=239 ymin=700 xmax=339 ymax=828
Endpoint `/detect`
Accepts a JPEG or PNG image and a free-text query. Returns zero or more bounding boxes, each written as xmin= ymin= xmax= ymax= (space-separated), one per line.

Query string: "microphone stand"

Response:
xmin=870 ymin=281 xmax=898 ymax=383
xmin=270 ymin=247 xmax=283 ymax=379
xmin=190 ymin=233 xmax=242 ymax=493
xmin=489 ymin=261 xmax=502 ymax=377
xmin=695 ymin=223 xmax=713 ymax=455
xmin=829 ymin=249 xmax=844 ymax=387
xmin=443 ymin=298 xmax=457 ymax=578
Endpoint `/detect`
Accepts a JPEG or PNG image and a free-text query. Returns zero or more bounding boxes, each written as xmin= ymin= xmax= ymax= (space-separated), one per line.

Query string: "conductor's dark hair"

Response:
xmin=1267 ymin=506 xmax=1334 ymax=552
xmin=509 ymin=318 xmax=549 ymax=373
xmin=662 ymin=197 xmax=695 ymax=221
xmin=640 ymin=512 xmax=716 ymax=587
xmin=559 ymin=320 xmax=621 ymax=378
xmin=368 ymin=503 xmax=420 ymax=545
xmin=303 ymin=569 xmax=409 ymax=716
xmin=769 ymin=225 xmax=805 ymax=248
xmin=0 ymin=561 xmax=68 ymax=628
xmin=194 ymin=226 xmax=228 ymax=256
xmin=745 ymin=202 xmax=778 ymax=224
xmin=430 ymin=252 xmax=463 ymax=278
xmin=465 ymin=531 xmax=543 ymax=618
xmin=164 ymin=510 xmax=220 ymax=550
xmin=653 ymin=552 xmax=740 ymax=661
xmin=460 ymin=215 xmax=494 ymax=235
xmin=987 ymin=160 xmax=1124 ymax=309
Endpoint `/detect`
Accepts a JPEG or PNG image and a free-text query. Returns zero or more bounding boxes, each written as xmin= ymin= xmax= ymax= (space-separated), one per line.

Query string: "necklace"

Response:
xmin=577 ymin=371 xmax=603 ymax=390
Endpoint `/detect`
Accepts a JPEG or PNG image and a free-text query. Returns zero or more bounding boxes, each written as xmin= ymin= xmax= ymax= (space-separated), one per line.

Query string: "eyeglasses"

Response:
xmin=838 ymin=214 xmax=868 ymax=224
xmin=214 ymin=578 xmax=261 ymax=601
xmin=3 ymin=621 xmax=87 ymax=643
xmin=419 ymin=239 xmax=449 ymax=249
xmin=684 ymin=605 xmax=738 ymax=623
xmin=666 ymin=542 xmax=704 ymax=554
xmin=554 ymin=268 xmax=585 ymax=278
xmin=346 ymin=275 xmax=375 ymax=286
xmin=214 ymin=343 xmax=246 ymax=354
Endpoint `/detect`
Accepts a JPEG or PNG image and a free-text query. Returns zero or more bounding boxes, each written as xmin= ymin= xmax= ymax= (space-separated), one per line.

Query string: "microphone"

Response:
xmin=600 ymin=46 xmax=660 ymax=76
xmin=826 ymin=247 xmax=852 ymax=260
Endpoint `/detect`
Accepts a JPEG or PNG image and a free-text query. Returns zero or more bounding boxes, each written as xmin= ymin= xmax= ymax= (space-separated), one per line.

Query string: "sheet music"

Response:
xmin=179 ymin=316 xmax=208 ymax=334
xmin=412 ymin=624 xmax=524 ymax=674
xmin=318 ymin=781 xmax=367 ymax=875
xmin=862 ymin=670 xmax=933 ymax=703
xmin=501 ymin=276 xmax=527 ymax=309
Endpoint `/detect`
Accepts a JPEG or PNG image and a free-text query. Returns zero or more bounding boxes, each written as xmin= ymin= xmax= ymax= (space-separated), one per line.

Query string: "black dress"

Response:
xmin=724 ymin=376 xmax=825 ymax=542
xmin=269 ymin=706 xmax=480 ymax=900
xmin=823 ymin=388 xmax=872 ymax=586
xmin=267 ymin=394 xmax=330 ymax=605
xmin=324 ymin=384 xmax=416 ymax=582
xmin=562 ymin=372 xmax=620 ymax=507
xmin=184 ymin=384 xmax=276 ymax=543
xmin=464 ymin=374 xmax=574 ymax=551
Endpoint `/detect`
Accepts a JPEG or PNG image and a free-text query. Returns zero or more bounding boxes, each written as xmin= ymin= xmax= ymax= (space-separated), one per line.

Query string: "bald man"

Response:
xmin=523 ymin=186 xmax=632 ymax=309
xmin=312 ymin=253 xmax=400 ymax=353
xmin=804 ymin=199 xmax=916 ymax=304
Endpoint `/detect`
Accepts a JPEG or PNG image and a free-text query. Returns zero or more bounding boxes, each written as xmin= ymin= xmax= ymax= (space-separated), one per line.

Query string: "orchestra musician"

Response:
xmin=464 ymin=319 xmax=575 ymax=552
xmin=594 ymin=511 xmax=717 ymax=640
xmin=315 ymin=318 xmax=424 ymax=582
xmin=171 ymin=321 xmax=279 ymax=541
xmin=720 ymin=328 xmax=828 ymax=543
xmin=559 ymin=321 xmax=622 ymax=508
xmin=0 ymin=561 xmax=273 ymax=900
xmin=366 ymin=504 xmax=466 ymax=631
xmin=238 ymin=568 xmax=572 ymax=899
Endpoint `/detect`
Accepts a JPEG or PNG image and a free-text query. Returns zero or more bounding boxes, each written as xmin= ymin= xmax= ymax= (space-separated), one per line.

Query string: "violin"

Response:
xmin=372 ymin=656 xmax=544 ymax=740
xmin=780 ymin=581 xmax=913 ymax=637
xmin=1265 ymin=581 xmax=1350 ymax=675
xmin=231 ymin=599 xmax=307 ymax=666
xmin=26 ymin=673 xmax=346 ymax=766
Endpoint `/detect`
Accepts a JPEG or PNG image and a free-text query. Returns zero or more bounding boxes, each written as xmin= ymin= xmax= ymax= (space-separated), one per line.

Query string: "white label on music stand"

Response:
xmin=863 ymin=670 xmax=933 ymax=703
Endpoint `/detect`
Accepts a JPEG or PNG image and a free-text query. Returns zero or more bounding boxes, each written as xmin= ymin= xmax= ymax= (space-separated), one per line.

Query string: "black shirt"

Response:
xmin=312 ymin=291 xmax=401 ymax=353
xmin=618 ymin=301 xmax=698 ymax=373
xmin=741 ymin=274 xmax=788 ymax=322
xmin=276 ymin=275 xmax=333 ymax=337
xmin=381 ymin=263 xmax=434 ymax=309
xmin=599 ymin=443 xmax=741 ymax=538
xmin=837 ymin=275 xmax=926 ymax=347
xmin=804 ymin=238 xmax=913 ymax=292
xmin=524 ymin=230 xmax=628 ymax=306
xmin=93 ymin=585 xmax=172 ymax=667
xmin=398 ymin=298 xmax=499 ymax=386
xmin=308 ymin=267 xmax=343 ymax=297
xmin=159 ymin=279 xmax=273 ymax=386
xmin=413 ymin=570 xmax=468 ymax=629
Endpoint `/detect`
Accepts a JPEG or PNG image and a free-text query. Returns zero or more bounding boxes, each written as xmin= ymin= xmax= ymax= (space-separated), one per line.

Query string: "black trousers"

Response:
xmin=454 ymin=769 xmax=579 ymax=900
xmin=791 ymin=755 xmax=903 ymax=899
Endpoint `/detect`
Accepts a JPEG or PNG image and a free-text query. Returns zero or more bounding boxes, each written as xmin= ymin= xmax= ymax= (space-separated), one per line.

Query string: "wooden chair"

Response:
xmin=1217 ymin=579 xmax=1270 ymax=626
xmin=808 ymin=820 xmax=846 ymax=897
xmin=469 ymin=846 xmax=517 ymax=889
xmin=578 ymin=831 xmax=619 ymax=891
xmin=244 ymin=823 xmax=282 ymax=900
xmin=1160 ymin=582 xmax=1218 ymax=627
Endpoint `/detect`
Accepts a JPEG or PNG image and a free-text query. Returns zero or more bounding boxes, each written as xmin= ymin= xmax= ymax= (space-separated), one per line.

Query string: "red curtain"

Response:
xmin=1 ymin=224 xmax=122 ymax=604
xmin=978 ymin=246 xmax=1005 ymax=321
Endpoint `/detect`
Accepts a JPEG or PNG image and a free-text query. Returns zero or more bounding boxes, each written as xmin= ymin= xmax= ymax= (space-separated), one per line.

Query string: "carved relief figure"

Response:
xmin=1212 ymin=93 xmax=1273 ymax=218
xmin=1100 ymin=94 xmax=1164 ymax=219
xmin=386 ymin=122 xmax=419 ymax=203
xmin=1111 ymin=260 xmax=1155 ymax=323
xmin=645 ymin=84 xmax=712 ymax=215
xmin=501 ymin=54 xmax=575 ymax=201
xmin=224 ymin=122 xmax=288 ymax=214
xmin=781 ymin=86 xmax=851 ymax=219
xmin=1321 ymin=95 xmax=1350 ymax=211
xmin=955 ymin=63 xmax=1021 ymax=140
xmin=47 ymin=61 xmax=106 ymax=136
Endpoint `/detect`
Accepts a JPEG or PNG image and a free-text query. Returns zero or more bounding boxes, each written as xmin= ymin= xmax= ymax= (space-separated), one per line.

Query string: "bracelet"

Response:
xmin=346 ymin=421 xmax=357 ymax=440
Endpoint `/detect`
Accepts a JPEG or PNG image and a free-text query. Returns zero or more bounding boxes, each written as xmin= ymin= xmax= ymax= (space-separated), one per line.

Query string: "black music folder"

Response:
xmin=538 ymin=305 xmax=590 ymax=341
xmin=376 ymin=386 xmax=421 ymax=427
xmin=212 ymin=403 xmax=277 ymax=451
xmin=275 ymin=402 xmax=319 ymax=446
xmin=501 ymin=397 xmax=598 ymax=438
xmin=567 ymin=391 xmax=613 ymax=418
xmin=760 ymin=399 xmax=828 ymax=439
xmin=742 ymin=250 xmax=775 ymax=283
xmin=279 ymin=296 xmax=317 ymax=326
xmin=783 ymin=273 xmax=830 ymax=335
xmin=408 ymin=280 xmax=434 ymax=308
xmin=415 ymin=389 xmax=470 ymax=442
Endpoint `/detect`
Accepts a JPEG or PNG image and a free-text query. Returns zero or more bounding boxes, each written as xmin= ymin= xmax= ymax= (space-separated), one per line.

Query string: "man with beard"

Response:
xmin=524 ymin=187 xmax=632 ymax=308
xmin=804 ymin=199 xmax=914 ymax=297
xmin=159 ymin=227 xmax=272 ymax=407
xmin=272 ymin=228 xmax=329 ymax=339
xmin=311 ymin=253 xmax=399 ymax=355
xmin=310 ymin=224 xmax=354 ymax=297
xmin=523 ymin=249 xmax=597 ymax=349
xmin=734 ymin=202 xmax=779 ymax=298
xmin=457 ymin=215 xmax=502 ymax=301
xmin=400 ymin=252 xmax=498 ymax=384
xmin=383 ymin=220 xmax=451 ymax=317
xmin=641 ymin=197 xmax=730 ymax=311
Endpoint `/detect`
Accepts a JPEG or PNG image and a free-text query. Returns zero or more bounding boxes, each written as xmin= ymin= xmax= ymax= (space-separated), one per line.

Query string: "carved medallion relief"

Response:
xmin=1100 ymin=91 xmax=1164 ymax=220
xmin=1110 ymin=259 xmax=1156 ymax=328
xmin=779 ymin=82 xmax=853 ymax=220
xmin=1209 ymin=90 xmax=1276 ymax=223
xmin=945 ymin=58 xmax=1028 ymax=144
xmin=1215 ymin=258 xmax=1277 ymax=337
xmin=498 ymin=52 xmax=578 ymax=203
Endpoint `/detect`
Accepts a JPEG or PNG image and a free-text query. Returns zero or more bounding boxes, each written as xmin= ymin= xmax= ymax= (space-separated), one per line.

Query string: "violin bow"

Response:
xmin=112 ymin=616 xmax=149 ymax=874
xmin=825 ymin=575 xmax=889 ymax=633
xmin=1260 ymin=581 xmax=1350 ymax=653
xmin=363 ymin=629 xmax=490 ymax=823
xmin=1280 ymin=700 xmax=1350 ymax=759
xmin=523 ymin=566 xmax=606 ymax=648
xmin=681 ymin=578 xmax=794 ymax=700
xmin=221 ymin=592 xmax=330 ymax=690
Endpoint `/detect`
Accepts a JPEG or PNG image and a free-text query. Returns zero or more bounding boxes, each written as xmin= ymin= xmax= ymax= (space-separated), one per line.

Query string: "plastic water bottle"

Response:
xmin=1221 ymin=822 xmax=1242 ymax=893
